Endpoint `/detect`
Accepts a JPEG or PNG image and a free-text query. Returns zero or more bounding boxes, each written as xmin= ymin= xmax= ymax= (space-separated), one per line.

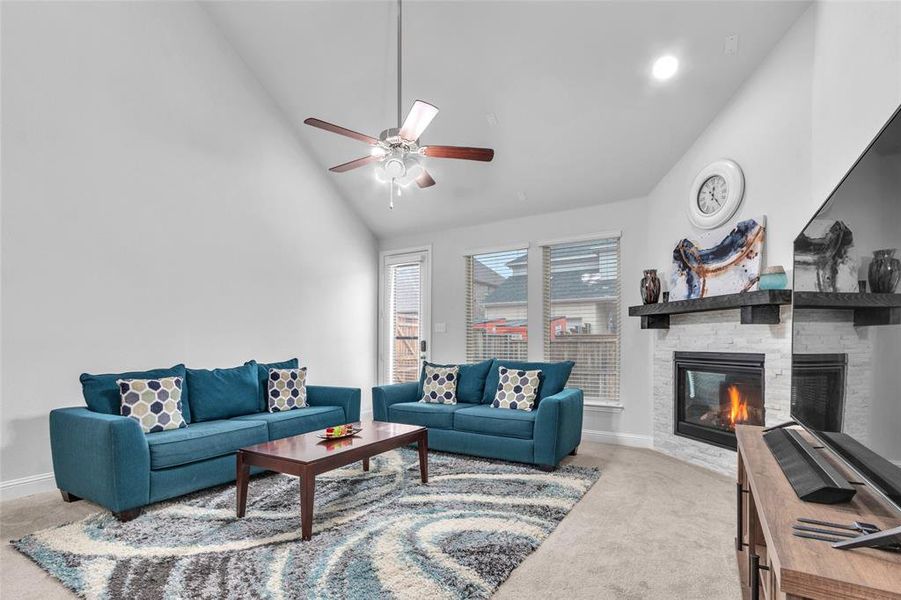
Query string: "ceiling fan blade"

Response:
xmin=398 ymin=100 xmax=439 ymax=141
xmin=422 ymin=145 xmax=494 ymax=162
xmin=415 ymin=169 xmax=436 ymax=188
xmin=329 ymin=155 xmax=380 ymax=173
xmin=304 ymin=118 xmax=378 ymax=145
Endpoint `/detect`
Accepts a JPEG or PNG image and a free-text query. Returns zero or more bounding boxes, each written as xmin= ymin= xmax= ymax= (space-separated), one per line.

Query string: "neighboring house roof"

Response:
xmin=472 ymin=258 xmax=505 ymax=287
xmin=483 ymin=269 xmax=618 ymax=305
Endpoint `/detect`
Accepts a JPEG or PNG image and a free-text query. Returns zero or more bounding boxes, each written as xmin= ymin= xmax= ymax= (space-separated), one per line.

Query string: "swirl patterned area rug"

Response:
xmin=13 ymin=448 xmax=599 ymax=599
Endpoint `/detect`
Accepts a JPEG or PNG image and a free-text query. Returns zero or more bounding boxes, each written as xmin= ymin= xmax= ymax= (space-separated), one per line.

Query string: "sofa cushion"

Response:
xmin=80 ymin=364 xmax=190 ymax=421
xmin=187 ymin=364 xmax=259 ymax=422
xmin=267 ymin=367 xmax=308 ymax=412
xmin=146 ymin=419 xmax=267 ymax=470
xmin=118 ymin=376 xmax=187 ymax=433
xmin=419 ymin=359 xmax=492 ymax=404
xmin=388 ymin=402 xmax=478 ymax=429
xmin=481 ymin=360 xmax=575 ymax=404
xmin=420 ymin=364 xmax=459 ymax=404
xmin=491 ymin=367 xmax=541 ymax=412
xmin=233 ymin=406 xmax=344 ymax=440
xmin=454 ymin=405 xmax=536 ymax=440
xmin=246 ymin=358 xmax=299 ymax=411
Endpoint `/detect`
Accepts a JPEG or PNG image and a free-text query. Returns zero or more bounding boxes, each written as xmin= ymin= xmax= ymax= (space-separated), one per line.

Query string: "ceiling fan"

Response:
xmin=303 ymin=0 xmax=494 ymax=209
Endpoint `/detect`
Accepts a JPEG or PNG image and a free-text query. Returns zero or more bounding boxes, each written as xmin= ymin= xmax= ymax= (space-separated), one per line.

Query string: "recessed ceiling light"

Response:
xmin=652 ymin=55 xmax=679 ymax=81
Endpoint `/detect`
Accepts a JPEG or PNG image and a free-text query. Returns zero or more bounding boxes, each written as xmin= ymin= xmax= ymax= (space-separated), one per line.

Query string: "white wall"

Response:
xmin=0 ymin=2 xmax=378 ymax=490
xmin=810 ymin=1 xmax=901 ymax=203
xmin=646 ymin=0 xmax=900 ymax=285
xmin=380 ymin=197 xmax=653 ymax=444
xmin=644 ymin=4 xmax=816 ymax=278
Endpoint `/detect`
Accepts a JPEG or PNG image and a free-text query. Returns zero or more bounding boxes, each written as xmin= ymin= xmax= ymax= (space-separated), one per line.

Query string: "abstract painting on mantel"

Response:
xmin=670 ymin=217 xmax=766 ymax=300
xmin=793 ymin=219 xmax=858 ymax=293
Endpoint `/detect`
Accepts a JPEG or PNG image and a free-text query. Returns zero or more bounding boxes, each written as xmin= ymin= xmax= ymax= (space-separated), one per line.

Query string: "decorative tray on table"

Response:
xmin=317 ymin=425 xmax=361 ymax=440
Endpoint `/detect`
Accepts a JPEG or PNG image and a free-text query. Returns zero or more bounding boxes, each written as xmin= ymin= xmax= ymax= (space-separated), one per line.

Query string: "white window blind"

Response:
xmin=542 ymin=237 xmax=621 ymax=404
xmin=465 ymin=248 xmax=529 ymax=362
xmin=387 ymin=262 xmax=421 ymax=384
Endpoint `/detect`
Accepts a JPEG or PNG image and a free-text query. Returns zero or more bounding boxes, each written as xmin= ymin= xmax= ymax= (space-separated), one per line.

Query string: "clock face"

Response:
xmin=697 ymin=174 xmax=728 ymax=215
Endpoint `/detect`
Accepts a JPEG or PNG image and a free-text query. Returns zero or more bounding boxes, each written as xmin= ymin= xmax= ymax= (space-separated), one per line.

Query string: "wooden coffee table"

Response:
xmin=235 ymin=420 xmax=427 ymax=540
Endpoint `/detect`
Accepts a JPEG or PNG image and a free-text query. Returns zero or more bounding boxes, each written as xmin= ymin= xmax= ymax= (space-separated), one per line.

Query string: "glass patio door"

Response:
xmin=381 ymin=249 xmax=430 ymax=384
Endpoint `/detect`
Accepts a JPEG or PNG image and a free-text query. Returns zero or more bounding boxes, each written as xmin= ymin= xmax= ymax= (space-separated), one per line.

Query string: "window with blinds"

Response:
xmin=387 ymin=262 xmax=422 ymax=384
xmin=542 ymin=237 xmax=621 ymax=404
xmin=465 ymin=248 xmax=529 ymax=362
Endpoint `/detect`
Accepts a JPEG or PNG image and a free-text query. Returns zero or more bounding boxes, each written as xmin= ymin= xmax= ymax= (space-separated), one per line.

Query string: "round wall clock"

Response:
xmin=687 ymin=159 xmax=745 ymax=229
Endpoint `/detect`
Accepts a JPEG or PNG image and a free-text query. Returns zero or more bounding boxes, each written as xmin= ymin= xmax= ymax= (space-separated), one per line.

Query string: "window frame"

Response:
xmin=540 ymin=231 xmax=623 ymax=408
xmin=464 ymin=243 xmax=531 ymax=364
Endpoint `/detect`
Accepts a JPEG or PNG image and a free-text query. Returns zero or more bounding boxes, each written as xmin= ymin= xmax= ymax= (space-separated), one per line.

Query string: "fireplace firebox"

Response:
xmin=674 ymin=352 xmax=765 ymax=450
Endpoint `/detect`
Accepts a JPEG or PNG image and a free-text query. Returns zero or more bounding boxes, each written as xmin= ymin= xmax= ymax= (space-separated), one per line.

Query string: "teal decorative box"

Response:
xmin=759 ymin=266 xmax=788 ymax=290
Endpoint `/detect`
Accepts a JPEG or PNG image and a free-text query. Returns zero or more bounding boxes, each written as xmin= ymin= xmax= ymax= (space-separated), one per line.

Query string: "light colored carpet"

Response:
xmin=2 ymin=442 xmax=740 ymax=599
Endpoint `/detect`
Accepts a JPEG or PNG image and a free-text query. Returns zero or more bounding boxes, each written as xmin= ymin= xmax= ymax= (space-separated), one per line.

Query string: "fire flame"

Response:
xmin=727 ymin=385 xmax=749 ymax=428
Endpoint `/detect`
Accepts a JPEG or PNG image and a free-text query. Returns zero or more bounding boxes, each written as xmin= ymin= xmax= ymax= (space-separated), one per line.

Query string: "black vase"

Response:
xmin=868 ymin=249 xmax=900 ymax=293
xmin=640 ymin=269 xmax=661 ymax=304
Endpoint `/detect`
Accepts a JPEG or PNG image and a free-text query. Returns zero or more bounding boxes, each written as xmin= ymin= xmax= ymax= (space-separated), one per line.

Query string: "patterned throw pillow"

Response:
xmin=419 ymin=364 xmax=460 ymax=404
xmin=492 ymin=366 xmax=542 ymax=411
xmin=118 ymin=377 xmax=187 ymax=433
xmin=268 ymin=367 xmax=308 ymax=412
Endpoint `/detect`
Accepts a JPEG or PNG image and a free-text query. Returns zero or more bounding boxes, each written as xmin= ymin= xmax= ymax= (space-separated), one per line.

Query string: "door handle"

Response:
xmin=420 ymin=340 xmax=427 ymax=353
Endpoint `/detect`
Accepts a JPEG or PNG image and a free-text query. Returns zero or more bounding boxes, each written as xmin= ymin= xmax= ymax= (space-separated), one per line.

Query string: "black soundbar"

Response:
xmin=820 ymin=431 xmax=901 ymax=507
xmin=763 ymin=428 xmax=856 ymax=504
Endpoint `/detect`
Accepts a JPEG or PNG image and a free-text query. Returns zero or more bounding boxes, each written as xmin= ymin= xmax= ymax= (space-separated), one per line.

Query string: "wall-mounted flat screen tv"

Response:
xmin=791 ymin=105 xmax=901 ymax=512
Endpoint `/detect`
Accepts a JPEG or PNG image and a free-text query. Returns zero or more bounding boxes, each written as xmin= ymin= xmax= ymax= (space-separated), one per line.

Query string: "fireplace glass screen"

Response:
xmin=674 ymin=352 xmax=765 ymax=450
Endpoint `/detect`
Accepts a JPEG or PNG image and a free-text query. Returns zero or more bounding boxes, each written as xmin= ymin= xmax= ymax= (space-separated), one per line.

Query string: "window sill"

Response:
xmin=583 ymin=403 xmax=624 ymax=413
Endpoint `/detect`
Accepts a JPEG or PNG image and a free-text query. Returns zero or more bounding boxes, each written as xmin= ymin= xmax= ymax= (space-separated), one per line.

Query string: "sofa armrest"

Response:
xmin=307 ymin=385 xmax=361 ymax=422
xmin=372 ymin=382 xmax=419 ymax=421
xmin=49 ymin=407 xmax=150 ymax=512
xmin=533 ymin=388 xmax=584 ymax=467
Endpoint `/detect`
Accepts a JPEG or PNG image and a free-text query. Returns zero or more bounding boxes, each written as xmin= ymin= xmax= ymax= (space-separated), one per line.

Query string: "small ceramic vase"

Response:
xmin=640 ymin=269 xmax=661 ymax=304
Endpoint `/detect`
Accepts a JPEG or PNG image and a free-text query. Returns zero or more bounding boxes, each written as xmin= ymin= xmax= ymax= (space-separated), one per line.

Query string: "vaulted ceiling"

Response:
xmin=205 ymin=1 xmax=809 ymax=238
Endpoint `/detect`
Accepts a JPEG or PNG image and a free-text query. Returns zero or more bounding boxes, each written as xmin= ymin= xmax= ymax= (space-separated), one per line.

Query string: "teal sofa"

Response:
xmin=373 ymin=359 xmax=582 ymax=470
xmin=49 ymin=359 xmax=359 ymax=519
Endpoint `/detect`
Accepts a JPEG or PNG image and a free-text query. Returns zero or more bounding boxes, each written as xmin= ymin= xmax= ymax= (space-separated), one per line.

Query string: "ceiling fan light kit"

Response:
xmin=303 ymin=0 xmax=494 ymax=209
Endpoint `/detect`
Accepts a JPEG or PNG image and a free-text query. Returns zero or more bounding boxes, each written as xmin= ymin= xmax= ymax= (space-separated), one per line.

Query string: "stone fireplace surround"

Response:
xmin=652 ymin=307 xmax=792 ymax=475
xmin=652 ymin=305 xmax=875 ymax=476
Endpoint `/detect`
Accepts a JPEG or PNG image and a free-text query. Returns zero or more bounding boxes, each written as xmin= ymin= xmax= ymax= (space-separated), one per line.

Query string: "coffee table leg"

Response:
xmin=300 ymin=468 xmax=315 ymax=541
xmin=362 ymin=457 xmax=370 ymax=472
xmin=418 ymin=430 xmax=429 ymax=484
xmin=236 ymin=451 xmax=249 ymax=518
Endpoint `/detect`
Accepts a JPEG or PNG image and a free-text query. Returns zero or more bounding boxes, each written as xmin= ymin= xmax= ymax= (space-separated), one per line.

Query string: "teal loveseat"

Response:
xmin=49 ymin=359 xmax=359 ymax=519
xmin=373 ymin=359 xmax=583 ymax=470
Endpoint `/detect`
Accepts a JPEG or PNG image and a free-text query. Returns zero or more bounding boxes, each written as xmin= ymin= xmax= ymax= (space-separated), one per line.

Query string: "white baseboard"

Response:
xmin=0 ymin=472 xmax=56 ymax=502
xmin=581 ymin=428 xmax=653 ymax=448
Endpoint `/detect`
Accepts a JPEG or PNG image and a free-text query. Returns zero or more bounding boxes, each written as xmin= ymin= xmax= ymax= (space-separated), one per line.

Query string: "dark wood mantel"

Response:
xmin=628 ymin=290 xmax=792 ymax=330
